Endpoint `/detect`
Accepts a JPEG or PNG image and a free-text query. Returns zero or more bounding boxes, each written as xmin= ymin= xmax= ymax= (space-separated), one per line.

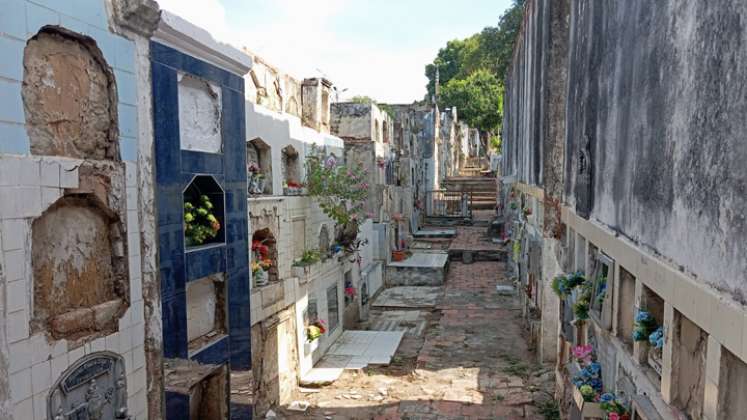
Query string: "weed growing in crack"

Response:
xmin=536 ymin=399 xmax=560 ymax=420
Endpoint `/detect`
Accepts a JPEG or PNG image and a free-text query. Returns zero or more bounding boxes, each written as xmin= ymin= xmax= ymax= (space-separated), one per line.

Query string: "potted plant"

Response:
xmin=571 ymin=360 xmax=605 ymax=418
xmin=184 ymin=195 xmax=221 ymax=247
xmin=251 ymin=239 xmax=273 ymax=287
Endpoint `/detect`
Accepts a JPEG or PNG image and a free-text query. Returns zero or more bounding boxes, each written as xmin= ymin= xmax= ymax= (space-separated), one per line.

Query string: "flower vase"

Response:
xmin=254 ymin=269 xmax=268 ymax=287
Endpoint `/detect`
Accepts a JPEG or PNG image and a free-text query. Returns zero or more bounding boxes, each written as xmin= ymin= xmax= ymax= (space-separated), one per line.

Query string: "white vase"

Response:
xmin=254 ymin=269 xmax=268 ymax=287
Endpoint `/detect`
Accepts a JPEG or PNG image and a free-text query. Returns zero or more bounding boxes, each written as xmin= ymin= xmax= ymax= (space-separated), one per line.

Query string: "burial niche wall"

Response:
xmin=23 ymin=26 xmax=119 ymax=160
xmin=32 ymin=194 xmax=128 ymax=340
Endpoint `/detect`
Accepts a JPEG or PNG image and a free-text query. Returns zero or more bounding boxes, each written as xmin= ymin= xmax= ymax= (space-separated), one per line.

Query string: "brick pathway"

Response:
xmin=277 ymin=227 xmax=554 ymax=420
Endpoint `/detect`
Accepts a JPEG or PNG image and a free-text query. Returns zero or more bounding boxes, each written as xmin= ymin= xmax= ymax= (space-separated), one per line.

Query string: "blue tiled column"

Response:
xmin=151 ymin=42 xmax=251 ymax=370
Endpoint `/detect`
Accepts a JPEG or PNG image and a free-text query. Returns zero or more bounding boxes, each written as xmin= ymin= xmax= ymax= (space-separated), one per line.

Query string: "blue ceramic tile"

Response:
xmin=25 ymin=2 xmax=59 ymax=36
xmin=72 ymin=0 xmax=107 ymax=29
xmin=165 ymin=392 xmax=190 ymax=420
xmin=156 ymin=189 xmax=183 ymax=227
xmin=0 ymin=37 xmax=24 ymax=81
xmin=181 ymin=151 xmax=224 ymax=175
xmin=115 ymin=69 xmax=137 ymax=106
xmin=0 ymin=122 xmax=29 ymax=155
xmin=119 ymin=136 xmax=137 ymax=162
xmin=185 ymin=244 xmax=226 ymax=282
xmin=152 ymin=62 xmax=180 ymax=184
xmin=114 ymin=35 xmax=135 ymax=73
xmin=230 ymin=402 xmax=253 ymax=420
xmin=190 ymin=335 xmax=229 ymax=365
xmin=0 ymin=0 xmax=26 ymax=39
xmin=59 ymin=15 xmax=90 ymax=36
xmin=0 ymin=80 xmax=24 ymax=123
xmin=118 ymin=103 xmax=137 ymax=138
xmin=162 ymin=292 xmax=188 ymax=358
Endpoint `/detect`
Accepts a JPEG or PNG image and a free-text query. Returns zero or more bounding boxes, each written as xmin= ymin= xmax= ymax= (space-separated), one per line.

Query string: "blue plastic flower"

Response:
xmin=635 ymin=311 xmax=652 ymax=323
xmin=588 ymin=362 xmax=601 ymax=375
xmin=600 ymin=393 xmax=615 ymax=403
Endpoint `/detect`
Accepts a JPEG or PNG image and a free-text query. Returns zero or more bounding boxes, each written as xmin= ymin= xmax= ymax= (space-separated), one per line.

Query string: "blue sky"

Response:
xmin=157 ymin=0 xmax=513 ymax=103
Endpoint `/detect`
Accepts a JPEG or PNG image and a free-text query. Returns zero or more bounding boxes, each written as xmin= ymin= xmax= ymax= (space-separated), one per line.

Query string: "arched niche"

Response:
xmin=183 ymin=175 xmax=225 ymax=248
xmin=247 ymin=138 xmax=273 ymax=195
xmin=23 ymin=26 xmax=119 ymax=160
xmin=281 ymin=145 xmax=301 ymax=193
xmin=251 ymin=228 xmax=278 ymax=286
xmin=32 ymin=195 xmax=128 ymax=340
xmin=383 ymin=120 xmax=389 ymax=143
xmin=318 ymin=224 xmax=330 ymax=258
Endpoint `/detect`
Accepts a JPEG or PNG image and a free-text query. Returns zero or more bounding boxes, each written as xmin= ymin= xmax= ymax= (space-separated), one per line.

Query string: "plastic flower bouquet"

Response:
xmin=632 ymin=310 xmax=658 ymax=342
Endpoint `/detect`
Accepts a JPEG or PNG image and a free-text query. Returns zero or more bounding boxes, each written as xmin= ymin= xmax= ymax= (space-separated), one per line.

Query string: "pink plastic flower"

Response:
xmin=608 ymin=413 xmax=620 ymax=420
xmin=324 ymin=155 xmax=337 ymax=168
xmin=572 ymin=344 xmax=593 ymax=364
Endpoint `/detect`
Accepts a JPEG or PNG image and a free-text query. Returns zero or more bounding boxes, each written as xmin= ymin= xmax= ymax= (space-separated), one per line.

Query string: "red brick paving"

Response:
xmin=279 ymin=226 xmax=552 ymax=420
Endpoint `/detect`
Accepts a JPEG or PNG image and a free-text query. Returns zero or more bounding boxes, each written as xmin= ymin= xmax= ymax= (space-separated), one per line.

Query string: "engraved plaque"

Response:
xmin=48 ymin=351 xmax=130 ymax=420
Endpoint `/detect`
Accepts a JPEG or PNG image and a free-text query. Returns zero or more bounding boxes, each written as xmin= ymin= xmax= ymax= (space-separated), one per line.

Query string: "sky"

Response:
xmin=156 ymin=0 xmax=513 ymax=103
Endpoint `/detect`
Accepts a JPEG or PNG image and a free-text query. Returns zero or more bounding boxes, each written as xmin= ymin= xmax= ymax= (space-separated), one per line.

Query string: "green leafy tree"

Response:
xmin=423 ymin=0 xmax=525 ymax=136
xmin=439 ymin=69 xmax=503 ymax=133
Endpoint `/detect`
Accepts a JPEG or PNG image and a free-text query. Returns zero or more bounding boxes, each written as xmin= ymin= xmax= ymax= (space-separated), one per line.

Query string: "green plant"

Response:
xmin=579 ymin=385 xmax=596 ymax=402
xmin=305 ymin=148 xmax=369 ymax=236
xmin=537 ymin=399 xmax=560 ymax=420
xmin=184 ymin=195 xmax=220 ymax=246
xmin=573 ymin=279 xmax=593 ymax=320
xmin=294 ymin=250 xmax=321 ymax=267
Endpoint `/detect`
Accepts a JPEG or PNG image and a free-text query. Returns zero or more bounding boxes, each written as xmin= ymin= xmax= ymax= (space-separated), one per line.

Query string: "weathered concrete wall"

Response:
xmin=561 ymin=1 xmax=747 ymax=301
xmin=0 ymin=1 xmax=154 ymax=418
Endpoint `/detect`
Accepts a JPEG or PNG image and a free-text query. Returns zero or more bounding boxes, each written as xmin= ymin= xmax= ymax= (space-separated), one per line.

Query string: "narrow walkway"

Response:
xmin=279 ymin=227 xmax=554 ymax=420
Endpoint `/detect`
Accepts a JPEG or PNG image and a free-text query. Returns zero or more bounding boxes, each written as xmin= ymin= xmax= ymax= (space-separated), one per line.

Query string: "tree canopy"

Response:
xmin=424 ymin=0 xmax=525 ymax=145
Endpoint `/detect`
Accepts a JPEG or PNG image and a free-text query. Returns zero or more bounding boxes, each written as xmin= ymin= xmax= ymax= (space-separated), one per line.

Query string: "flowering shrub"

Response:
xmin=305 ymin=151 xmax=369 ymax=230
xmin=184 ymin=195 xmax=221 ymax=246
xmin=632 ymin=310 xmax=658 ymax=342
xmin=293 ymin=250 xmax=321 ymax=267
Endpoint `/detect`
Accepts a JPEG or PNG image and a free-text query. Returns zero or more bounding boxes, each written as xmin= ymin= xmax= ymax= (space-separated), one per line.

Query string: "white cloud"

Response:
xmin=155 ymin=0 xmax=429 ymax=103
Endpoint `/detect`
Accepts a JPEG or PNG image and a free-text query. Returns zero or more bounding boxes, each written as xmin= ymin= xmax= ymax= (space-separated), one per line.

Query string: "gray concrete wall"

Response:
xmin=563 ymin=1 xmax=747 ymax=300
xmin=504 ymin=0 xmax=747 ymax=301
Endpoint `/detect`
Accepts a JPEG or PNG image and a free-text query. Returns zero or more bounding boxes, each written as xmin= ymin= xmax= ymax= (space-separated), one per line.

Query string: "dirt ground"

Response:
xmin=268 ymin=224 xmax=556 ymax=420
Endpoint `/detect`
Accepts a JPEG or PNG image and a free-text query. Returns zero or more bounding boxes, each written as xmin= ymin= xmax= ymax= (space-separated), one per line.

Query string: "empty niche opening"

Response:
xmin=32 ymin=195 xmax=128 ymax=340
xmin=291 ymin=218 xmax=305 ymax=261
xmin=247 ymin=138 xmax=273 ymax=195
xmin=383 ymin=120 xmax=389 ymax=143
xmin=251 ymin=228 xmax=278 ymax=287
xmin=23 ymin=26 xmax=119 ymax=160
xmin=281 ymin=145 xmax=302 ymax=193
xmin=186 ymin=274 xmax=226 ymax=353
xmin=344 ymin=271 xmax=354 ymax=306
xmin=178 ymin=73 xmax=223 ymax=153
xmin=184 ymin=176 xmax=225 ymax=248
xmin=318 ymin=225 xmax=330 ymax=259
xmin=671 ymin=310 xmax=706 ymax=419
xmin=326 ymin=284 xmax=340 ymax=333
xmin=617 ymin=266 xmax=636 ymax=353
xmin=640 ymin=285 xmax=664 ymax=380
xmin=589 ymin=246 xmax=614 ymax=329
xmin=718 ymin=348 xmax=747 ymax=419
